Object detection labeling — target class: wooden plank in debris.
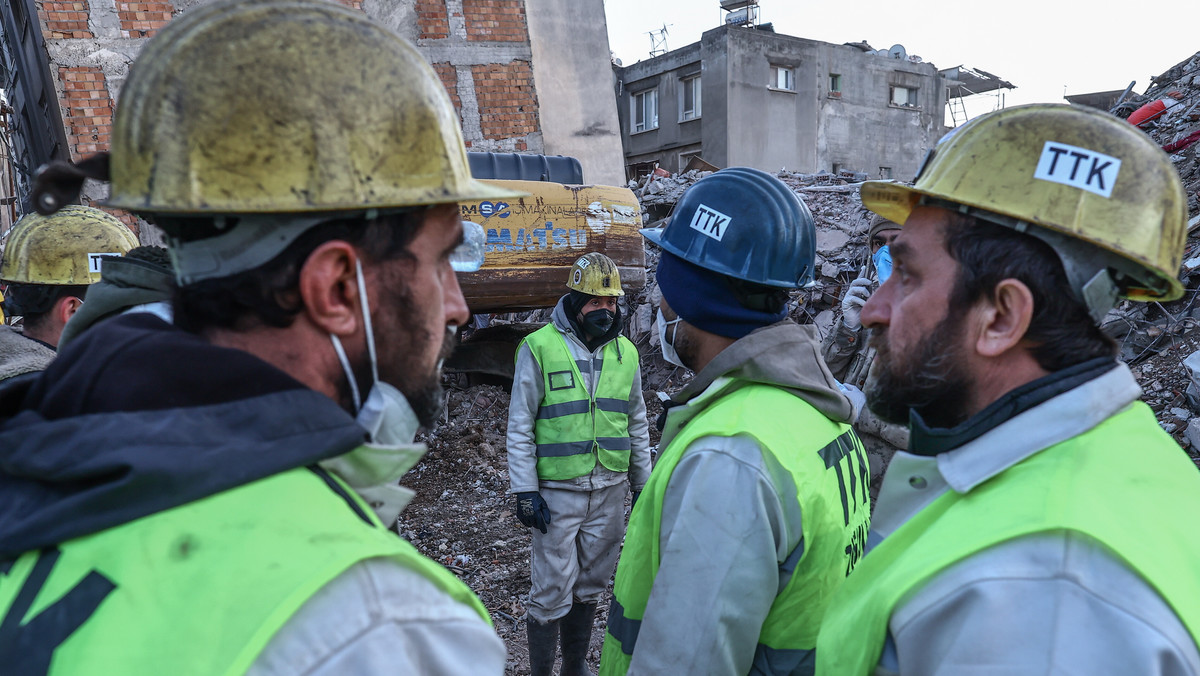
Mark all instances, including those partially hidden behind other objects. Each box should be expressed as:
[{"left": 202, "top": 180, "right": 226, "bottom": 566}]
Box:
[
  {"left": 798, "top": 183, "right": 865, "bottom": 193},
  {"left": 1189, "top": 213, "right": 1200, "bottom": 234}
]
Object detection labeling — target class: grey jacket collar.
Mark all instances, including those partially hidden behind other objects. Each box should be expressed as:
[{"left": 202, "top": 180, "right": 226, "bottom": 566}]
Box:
[{"left": 936, "top": 362, "right": 1142, "bottom": 494}]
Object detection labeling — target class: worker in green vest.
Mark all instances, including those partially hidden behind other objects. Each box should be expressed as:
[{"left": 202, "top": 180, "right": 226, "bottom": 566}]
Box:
[
  {"left": 507, "top": 251, "right": 651, "bottom": 676},
  {"left": 600, "top": 167, "right": 871, "bottom": 675},
  {"left": 0, "top": 1, "right": 523, "bottom": 673},
  {"left": 816, "top": 104, "right": 1200, "bottom": 674}
]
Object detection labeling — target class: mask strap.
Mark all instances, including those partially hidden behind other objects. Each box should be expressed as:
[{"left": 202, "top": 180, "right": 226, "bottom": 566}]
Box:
[
  {"left": 354, "top": 260, "right": 380, "bottom": 385},
  {"left": 330, "top": 333, "right": 362, "bottom": 413}
]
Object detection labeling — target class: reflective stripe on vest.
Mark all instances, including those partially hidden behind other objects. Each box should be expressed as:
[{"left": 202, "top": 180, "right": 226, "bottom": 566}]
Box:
[
  {"left": 520, "top": 324, "right": 638, "bottom": 481},
  {"left": 600, "top": 383, "right": 871, "bottom": 675},
  {"left": 0, "top": 465, "right": 489, "bottom": 676},
  {"left": 816, "top": 401, "right": 1200, "bottom": 675}
]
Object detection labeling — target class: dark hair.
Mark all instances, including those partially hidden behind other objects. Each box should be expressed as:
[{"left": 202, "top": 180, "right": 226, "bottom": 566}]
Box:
[
  {"left": 4, "top": 283, "right": 88, "bottom": 331},
  {"left": 942, "top": 214, "right": 1117, "bottom": 371},
  {"left": 172, "top": 211, "right": 423, "bottom": 332}
]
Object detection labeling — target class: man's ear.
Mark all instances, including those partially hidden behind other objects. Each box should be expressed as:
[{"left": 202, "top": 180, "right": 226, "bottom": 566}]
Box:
[
  {"left": 57, "top": 295, "right": 83, "bottom": 325},
  {"left": 298, "top": 241, "right": 362, "bottom": 337},
  {"left": 973, "top": 278, "right": 1035, "bottom": 358}
]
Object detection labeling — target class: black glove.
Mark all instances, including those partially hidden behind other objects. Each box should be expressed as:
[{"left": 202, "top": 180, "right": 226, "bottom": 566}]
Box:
[
  {"left": 631, "top": 490, "right": 642, "bottom": 510},
  {"left": 515, "top": 491, "right": 552, "bottom": 534}
]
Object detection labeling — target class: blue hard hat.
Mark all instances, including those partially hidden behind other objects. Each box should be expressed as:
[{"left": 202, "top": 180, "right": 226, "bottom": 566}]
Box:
[{"left": 641, "top": 167, "right": 815, "bottom": 288}]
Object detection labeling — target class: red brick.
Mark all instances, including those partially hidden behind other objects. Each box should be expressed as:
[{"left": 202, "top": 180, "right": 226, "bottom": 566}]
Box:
[
  {"left": 471, "top": 61, "right": 539, "bottom": 140},
  {"left": 463, "top": 0, "right": 527, "bottom": 42}
]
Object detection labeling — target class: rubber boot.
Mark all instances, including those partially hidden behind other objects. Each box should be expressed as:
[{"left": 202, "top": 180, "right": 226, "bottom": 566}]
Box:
[
  {"left": 527, "top": 617, "right": 559, "bottom": 676},
  {"left": 559, "top": 601, "right": 598, "bottom": 676}
]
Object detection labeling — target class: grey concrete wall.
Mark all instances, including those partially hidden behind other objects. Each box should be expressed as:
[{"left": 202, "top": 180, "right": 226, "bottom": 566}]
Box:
[
  {"left": 617, "top": 42, "right": 704, "bottom": 175},
  {"left": 721, "top": 27, "right": 818, "bottom": 173},
  {"left": 525, "top": 0, "right": 624, "bottom": 185},
  {"left": 815, "top": 43, "right": 945, "bottom": 180}
]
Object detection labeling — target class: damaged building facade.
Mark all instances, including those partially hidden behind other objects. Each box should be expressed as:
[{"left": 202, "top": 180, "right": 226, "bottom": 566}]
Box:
[
  {"left": 615, "top": 23, "right": 948, "bottom": 181},
  {"left": 0, "top": 0, "right": 625, "bottom": 234}
]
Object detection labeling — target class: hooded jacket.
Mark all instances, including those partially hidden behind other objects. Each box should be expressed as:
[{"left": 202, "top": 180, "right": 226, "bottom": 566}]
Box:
[
  {"left": 507, "top": 295, "right": 651, "bottom": 494},
  {"left": 57, "top": 255, "right": 175, "bottom": 350},
  {"left": 0, "top": 314, "right": 504, "bottom": 674},
  {"left": 615, "top": 320, "right": 858, "bottom": 675}
]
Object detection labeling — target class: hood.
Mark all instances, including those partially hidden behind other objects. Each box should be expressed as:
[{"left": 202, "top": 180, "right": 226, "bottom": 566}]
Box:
[
  {"left": 57, "top": 256, "right": 175, "bottom": 350},
  {"left": 0, "top": 325, "right": 56, "bottom": 383},
  {"left": 0, "top": 313, "right": 366, "bottom": 559},
  {"left": 672, "top": 320, "right": 854, "bottom": 425},
  {"left": 550, "top": 294, "right": 624, "bottom": 351}
]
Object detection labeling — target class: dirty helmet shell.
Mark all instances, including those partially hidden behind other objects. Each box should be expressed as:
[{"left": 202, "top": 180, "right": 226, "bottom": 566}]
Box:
[{"left": 566, "top": 252, "right": 624, "bottom": 297}]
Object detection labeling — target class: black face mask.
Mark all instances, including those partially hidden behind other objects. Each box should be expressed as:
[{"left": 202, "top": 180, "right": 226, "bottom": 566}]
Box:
[{"left": 581, "top": 308, "right": 615, "bottom": 337}]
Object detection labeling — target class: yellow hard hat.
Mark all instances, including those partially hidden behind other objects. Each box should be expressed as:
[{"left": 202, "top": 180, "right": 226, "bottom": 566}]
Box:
[
  {"left": 0, "top": 205, "right": 137, "bottom": 285},
  {"left": 105, "top": 0, "right": 521, "bottom": 216},
  {"left": 862, "top": 103, "right": 1187, "bottom": 303},
  {"left": 567, "top": 253, "right": 624, "bottom": 297}
]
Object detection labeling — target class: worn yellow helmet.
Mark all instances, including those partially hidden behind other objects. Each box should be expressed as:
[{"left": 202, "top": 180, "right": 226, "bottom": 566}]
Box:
[
  {"left": 862, "top": 104, "right": 1188, "bottom": 306},
  {"left": 567, "top": 253, "right": 624, "bottom": 297},
  {"left": 0, "top": 205, "right": 137, "bottom": 285},
  {"left": 106, "top": 0, "right": 519, "bottom": 216}
]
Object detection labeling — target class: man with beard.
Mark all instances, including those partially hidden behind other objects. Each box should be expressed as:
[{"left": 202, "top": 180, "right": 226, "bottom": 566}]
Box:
[
  {"left": 0, "top": 1, "right": 520, "bottom": 673},
  {"left": 600, "top": 168, "right": 870, "bottom": 676},
  {"left": 507, "top": 252, "right": 651, "bottom": 676},
  {"left": 816, "top": 104, "right": 1200, "bottom": 674}
]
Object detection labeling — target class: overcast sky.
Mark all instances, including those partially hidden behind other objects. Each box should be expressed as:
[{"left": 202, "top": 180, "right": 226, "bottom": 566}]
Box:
[{"left": 603, "top": 0, "right": 1200, "bottom": 122}]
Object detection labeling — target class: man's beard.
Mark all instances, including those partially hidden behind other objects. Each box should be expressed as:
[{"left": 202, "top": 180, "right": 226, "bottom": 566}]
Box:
[
  {"left": 404, "top": 330, "right": 455, "bottom": 429},
  {"left": 350, "top": 272, "right": 455, "bottom": 431},
  {"left": 865, "top": 311, "right": 973, "bottom": 429}
]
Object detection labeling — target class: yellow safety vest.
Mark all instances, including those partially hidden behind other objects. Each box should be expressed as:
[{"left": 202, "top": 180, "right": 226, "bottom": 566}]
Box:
[
  {"left": 520, "top": 324, "right": 638, "bottom": 480},
  {"left": 816, "top": 401, "right": 1200, "bottom": 675},
  {"left": 601, "top": 382, "right": 871, "bottom": 675},
  {"left": 0, "top": 465, "right": 488, "bottom": 675}
]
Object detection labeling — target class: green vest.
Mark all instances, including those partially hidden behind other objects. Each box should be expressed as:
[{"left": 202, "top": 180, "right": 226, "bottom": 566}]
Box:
[
  {"left": 816, "top": 402, "right": 1200, "bottom": 675},
  {"left": 520, "top": 324, "right": 638, "bottom": 480},
  {"left": 600, "top": 383, "right": 871, "bottom": 675},
  {"left": 0, "top": 465, "right": 489, "bottom": 676}
]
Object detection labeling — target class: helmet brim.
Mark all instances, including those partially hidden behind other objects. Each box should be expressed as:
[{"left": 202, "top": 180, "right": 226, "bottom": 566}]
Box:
[{"left": 859, "top": 180, "right": 923, "bottom": 227}]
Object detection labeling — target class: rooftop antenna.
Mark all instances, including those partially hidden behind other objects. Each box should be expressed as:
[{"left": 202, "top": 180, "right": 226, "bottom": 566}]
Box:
[{"left": 648, "top": 24, "right": 671, "bottom": 57}]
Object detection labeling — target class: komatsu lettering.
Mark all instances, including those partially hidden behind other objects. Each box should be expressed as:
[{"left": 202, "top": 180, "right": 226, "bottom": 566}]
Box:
[{"left": 485, "top": 224, "right": 588, "bottom": 253}]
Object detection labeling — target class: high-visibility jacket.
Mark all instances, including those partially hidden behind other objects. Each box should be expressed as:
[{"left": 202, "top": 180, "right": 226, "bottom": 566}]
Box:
[
  {"left": 601, "top": 382, "right": 871, "bottom": 675},
  {"left": 0, "top": 466, "right": 488, "bottom": 676},
  {"left": 520, "top": 324, "right": 638, "bottom": 481},
  {"left": 816, "top": 402, "right": 1200, "bottom": 675}
]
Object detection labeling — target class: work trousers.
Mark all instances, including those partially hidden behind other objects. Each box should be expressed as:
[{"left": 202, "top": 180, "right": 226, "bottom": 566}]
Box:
[{"left": 528, "top": 482, "right": 628, "bottom": 622}]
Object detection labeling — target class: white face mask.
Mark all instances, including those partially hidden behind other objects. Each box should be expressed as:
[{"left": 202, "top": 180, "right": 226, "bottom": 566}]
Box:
[
  {"left": 656, "top": 309, "right": 687, "bottom": 369},
  {"left": 329, "top": 259, "right": 420, "bottom": 447}
]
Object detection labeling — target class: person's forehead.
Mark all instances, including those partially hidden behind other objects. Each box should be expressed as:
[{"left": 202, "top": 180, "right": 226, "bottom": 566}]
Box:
[{"left": 889, "top": 208, "right": 948, "bottom": 259}]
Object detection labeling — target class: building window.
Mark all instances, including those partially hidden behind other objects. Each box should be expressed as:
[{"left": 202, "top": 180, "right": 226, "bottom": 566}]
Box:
[
  {"left": 890, "top": 85, "right": 918, "bottom": 107},
  {"left": 879, "top": 166, "right": 893, "bottom": 179},
  {"left": 632, "top": 89, "right": 659, "bottom": 133},
  {"left": 680, "top": 75, "right": 701, "bottom": 121},
  {"left": 770, "top": 65, "right": 794, "bottom": 91},
  {"left": 829, "top": 73, "right": 842, "bottom": 93}
]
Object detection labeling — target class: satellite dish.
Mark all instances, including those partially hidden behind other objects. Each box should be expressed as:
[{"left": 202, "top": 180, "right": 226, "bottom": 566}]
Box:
[
  {"left": 614, "top": 58, "right": 623, "bottom": 67},
  {"left": 888, "top": 44, "right": 907, "bottom": 59}
]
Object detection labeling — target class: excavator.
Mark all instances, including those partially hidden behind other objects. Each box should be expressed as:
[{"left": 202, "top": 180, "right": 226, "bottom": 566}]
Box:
[{"left": 448, "top": 153, "right": 646, "bottom": 380}]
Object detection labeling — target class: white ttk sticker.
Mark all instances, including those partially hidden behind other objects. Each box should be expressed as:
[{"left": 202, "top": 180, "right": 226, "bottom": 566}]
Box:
[
  {"left": 1033, "top": 141, "right": 1122, "bottom": 198},
  {"left": 688, "top": 204, "right": 732, "bottom": 242},
  {"left": 88, "top": 253, "right": 120, "bottom": 274}
]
